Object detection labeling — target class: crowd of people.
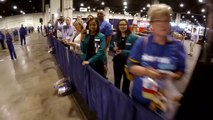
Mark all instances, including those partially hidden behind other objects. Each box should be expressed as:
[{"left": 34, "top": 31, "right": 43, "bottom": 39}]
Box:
[
  {"left": 0, "top": 3, "right": 199, "bottom": 116},
  {"left": 46, "top": 4, "right": 189, "bottom": 116},
  {"left": 0, "top": 25, "right": 31, "bottom": 60}
]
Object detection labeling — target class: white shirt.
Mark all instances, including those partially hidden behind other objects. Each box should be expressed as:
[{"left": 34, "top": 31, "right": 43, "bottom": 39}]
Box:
[
  {"left": 70, "top": 31, "right": 82, "bottom": 54},
  {"left": 191, "top": 31, "right": 199, "bottom": 42},
  {"left": 57, "top": 22, "right": 66, "bottom": 38}
]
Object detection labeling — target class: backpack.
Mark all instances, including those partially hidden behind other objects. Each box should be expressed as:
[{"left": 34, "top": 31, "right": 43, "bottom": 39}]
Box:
[{"left": 124, "top": 36, "right": 148, "bottom": 81}]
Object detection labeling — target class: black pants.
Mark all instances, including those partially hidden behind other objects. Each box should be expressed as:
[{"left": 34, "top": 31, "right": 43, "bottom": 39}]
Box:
[
  {"left": 0, "top": 40, "right": 6, "bottom": 49},
  {"left": 90, "top": 60, "right": 106, "bottom": 78},
  {"left": 20, "top": 36, "right": 26, "bottom": 45},
  {"left": 113, "top": 57, "right": 130, "bottom": 96}
]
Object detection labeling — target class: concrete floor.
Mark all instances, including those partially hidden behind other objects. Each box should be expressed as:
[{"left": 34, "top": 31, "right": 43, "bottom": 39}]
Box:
[
  {"left": 0, "top": 32, "right": 201, "bottom": 120},
  {"left": 0, "top": 33, "right": 83, "bottom": 120}
]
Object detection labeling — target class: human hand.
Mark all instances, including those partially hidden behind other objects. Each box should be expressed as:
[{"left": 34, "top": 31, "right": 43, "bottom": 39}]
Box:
[
  {"left": 68, "top": 42, "right": 76, "bottom": 46},
  {"left": 80, "top": 29, "right": 86, "bottom": 34},
  {"left": 115, "top": 50, "right": 122, "bottom": 56},
  {"left": 113, "top": 46, "right": 118, "bottom": 51},
  {"left": 145, "top": 68, "right": 164, "bottom": 80},
  {"left": 157, "top": 70, "right": 181, "bottom": 80},
  {"left": 63, "top": 39, "right": 68, "bottom": 44},
  {"left": 82, "top": 61, "right": 89, "bottom": 65}
]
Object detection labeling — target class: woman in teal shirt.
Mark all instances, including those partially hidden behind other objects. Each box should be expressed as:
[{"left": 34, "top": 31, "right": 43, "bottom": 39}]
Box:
[
  {"left": 109, "top": 19, "right": 138, "bottom": 95},
  {"left": 81, "top": 18, "right": 106, "bottom": 78}
]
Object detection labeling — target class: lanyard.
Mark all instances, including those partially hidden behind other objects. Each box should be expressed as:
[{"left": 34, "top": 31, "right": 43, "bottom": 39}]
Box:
[{"left": 72, "top": 32, "right": 79, "bottom": 42}]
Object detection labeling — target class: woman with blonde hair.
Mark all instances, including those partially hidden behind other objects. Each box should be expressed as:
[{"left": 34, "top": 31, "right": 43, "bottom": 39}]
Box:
[
  {"left": 127, "top": 4, "right": 186, "bottom": 114},
  {"left": 66, "top": 20, "right": 84, "bottom": 55}
]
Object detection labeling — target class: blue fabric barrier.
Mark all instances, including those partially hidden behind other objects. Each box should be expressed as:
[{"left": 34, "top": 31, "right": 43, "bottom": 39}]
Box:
[{"left": 51, "top": 37, "right": 164, "bottom": 120}]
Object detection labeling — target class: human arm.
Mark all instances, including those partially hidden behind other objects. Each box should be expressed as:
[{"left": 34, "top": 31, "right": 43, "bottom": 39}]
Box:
[{"left": 127, "top": 38, "right": 163, "bottom": 80}]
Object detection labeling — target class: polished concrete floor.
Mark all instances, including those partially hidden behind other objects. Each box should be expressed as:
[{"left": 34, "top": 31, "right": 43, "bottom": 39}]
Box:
[{"left": 0, "top": 33, "right": 84, "bottom": 120}]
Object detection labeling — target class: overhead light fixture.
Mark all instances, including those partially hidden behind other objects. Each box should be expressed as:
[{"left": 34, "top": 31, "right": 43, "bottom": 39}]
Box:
[
  {"left": 123, "top": 1, "right": 127, "bottom": 6},
  {"left": 182, "top": 16, "right": 185, "bottom": 18},
  {"left": 140, "top": 10, "right": 143, "bottom": 12},
  {"left": 124, "top": 6, "right": 127, "bottom": 9},
  {"left": 29, "top": 0, "right": 32, "bottom": 2},
  {"left": 87, "top": 6, "right": 90, "bottom": 9},
  {"left": 93, "top": 8, "right": 96, "bottom": 11},
  {"left": 13, "top": 5, "right": 17, "bottom": 9},
  {"left": 201, "top": 8, "right": 205, "bottom": 13},
  {"left": 168, "top": 7, "right": 171, "bottom": 10},
  {"left": 73, "top": 8, "right": 75, "bottom": 11},
  {"left": 191, "top": 15, "right": 194, "bottom": 18},
  {"left": 187, "top": 11, "right": 190, "bottom": 14},
  {"left": 20, "top": 10, "right": 23, "bottom": 13},
  {"left": 0, "top": 0, "right": 5, "bottom": 2},
  {"left": 198, "top": 0, "right": 203, "bottom": 3},
  {"left": 147, "top": 4, "right": 150, "bottom": 7},
  {"left": 143, "top": 7, "right": 146, "bottom": 10},
  {"left": 101, "top": 2, "right": 104, "bottom": 5},
  {"left": 80, "top": 3, "right": 84, "bottom": 7},
  {"left": 180, "top": 3, "right": 184, "bottom": 7},
  {"left": 203, "top": 15, "right": 206, "bottom": 18},
  {"left": 0, "top": 16, "right": 2, "bottom": 18},
  {"left": 22, "top": 12, "right": 25, "bottom": 15}
]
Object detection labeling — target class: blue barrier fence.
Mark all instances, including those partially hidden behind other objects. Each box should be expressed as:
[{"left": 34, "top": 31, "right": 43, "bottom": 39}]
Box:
[{"left": 50, "top": 36, "right": 164, "bottom": 120}]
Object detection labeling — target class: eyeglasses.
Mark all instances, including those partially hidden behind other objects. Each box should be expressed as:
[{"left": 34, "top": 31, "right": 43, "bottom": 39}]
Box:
[
  {"left": 119, "top": 24, "right": 127, "bottom": 26},
  {"left": 150, "top": 20, "right": 170, "bottom": 23}
]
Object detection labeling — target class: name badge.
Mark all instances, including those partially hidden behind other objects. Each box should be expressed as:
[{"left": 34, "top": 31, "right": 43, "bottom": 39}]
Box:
[
  {"left": 126, "top": 43, "right": 131, "bottom": 45},
  {"left": 95, "top": 39, "right": 100, "bottom": 42}
]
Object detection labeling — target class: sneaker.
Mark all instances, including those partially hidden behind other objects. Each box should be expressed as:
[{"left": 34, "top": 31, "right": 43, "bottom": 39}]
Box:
[
  {"left": 48, "top": 50, "right": 52, "bottom": 53},
  {"left": 54, "top": 78, "right": 66, "bottom": 89},
  {"left": 57, "top": 84, "right": 75, "bottom": 96}
]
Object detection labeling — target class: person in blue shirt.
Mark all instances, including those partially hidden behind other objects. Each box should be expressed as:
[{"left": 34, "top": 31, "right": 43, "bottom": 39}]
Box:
[
  {"left": 109, "top": 19, "right": 139, "bottom": 95},
  {"left": 0, "top": 31, "right": 6, "bottom": 49},
  {"left": 62, "top": 17, "right": 75, "bottom": 43},
  {"left": 81, "top": 18, "right": 106, "bottom": 78},
  {"left": 19, "top": 24, "right": 27, "bottom": 46},
  {"left": 37, "top": 26, "right": 40, "bottom": 33},
  {"left": 5, "top": 30, "right": 17, "bottom": 60},
  {"left": 97, "top": 10, "right": 113, "bottom": 78},
  {"left": 97, "top": 10, "right": 113, "bottom": 49},
  {"left": 127, "top": 4, "right": 186, "bottom": 111}
]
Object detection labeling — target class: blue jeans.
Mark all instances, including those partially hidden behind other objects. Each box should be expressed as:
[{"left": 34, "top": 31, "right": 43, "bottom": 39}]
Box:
[{"left": 8, "top": 44, "right": 17, "bottom": 59}]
